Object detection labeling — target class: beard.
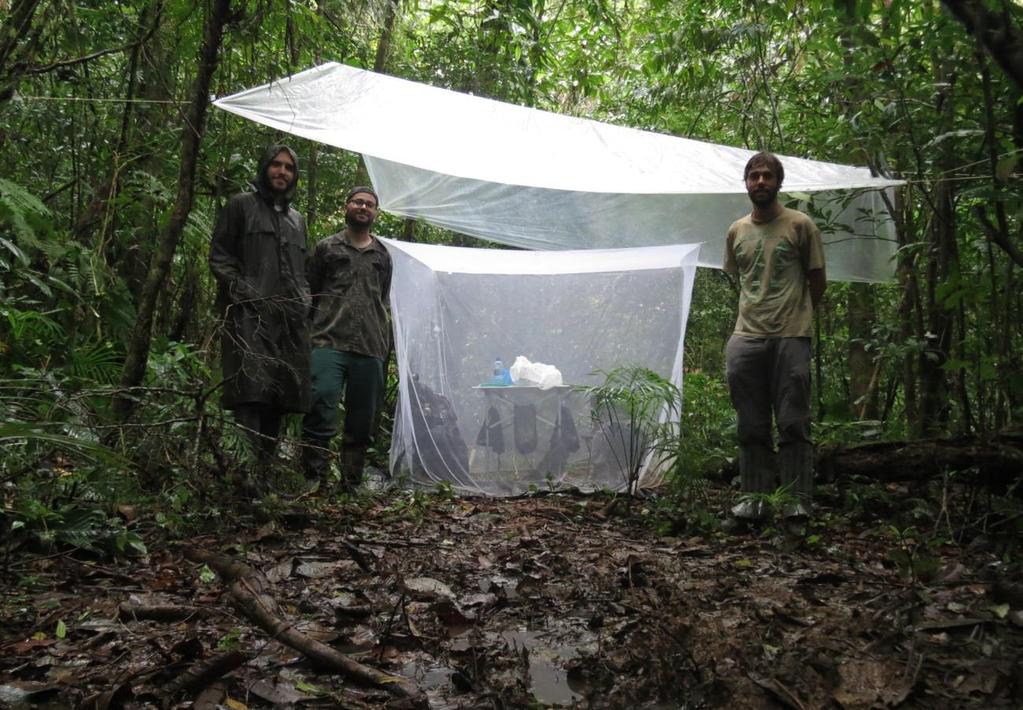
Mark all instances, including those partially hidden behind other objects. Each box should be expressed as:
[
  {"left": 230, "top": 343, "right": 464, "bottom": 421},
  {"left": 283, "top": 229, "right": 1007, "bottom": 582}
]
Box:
[
  {"left": 748, "top": 185, "right": 777, "bottom": 207},
  {"left": 344, "top": 211, "right": 373, "bottom": 229},
  {"left": 265, "top": 171, "right": 294, "bottom": 198},
  {"left": 748, "top": 185, "right": 780, "bottom": 207}
]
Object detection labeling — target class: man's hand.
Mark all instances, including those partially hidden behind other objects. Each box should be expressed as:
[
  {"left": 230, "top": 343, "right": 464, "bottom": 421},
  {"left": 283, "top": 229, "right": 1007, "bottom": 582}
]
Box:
[
  {"left": 808, "top": 269, "right": 826, "bottom": 307},
  {"left": 229, "top": 279, "right": 261, "bottom": 305}
]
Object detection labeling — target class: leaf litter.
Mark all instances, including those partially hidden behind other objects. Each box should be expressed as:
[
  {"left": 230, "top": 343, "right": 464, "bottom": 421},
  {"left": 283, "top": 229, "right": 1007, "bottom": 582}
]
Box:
[{"left": 2, "top": 485, "right": 1023, "bottom": 708}]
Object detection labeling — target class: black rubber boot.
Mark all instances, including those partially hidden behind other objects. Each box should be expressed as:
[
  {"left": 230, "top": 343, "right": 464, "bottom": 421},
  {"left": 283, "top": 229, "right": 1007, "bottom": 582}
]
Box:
[
  {"left": 301, "top": 438, "right": 333, "bottom": 491},
  {"left": 338, "top": 445, "right": 367, "bottom": 494},
  {"left": 241, "top": 463, "right": 269, "bottom": 499}
]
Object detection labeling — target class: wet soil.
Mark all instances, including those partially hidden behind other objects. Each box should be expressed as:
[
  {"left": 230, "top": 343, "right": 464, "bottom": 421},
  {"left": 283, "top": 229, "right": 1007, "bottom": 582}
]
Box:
[{"left": 2, "top": 482, "right": 1023, "bottom": 708}]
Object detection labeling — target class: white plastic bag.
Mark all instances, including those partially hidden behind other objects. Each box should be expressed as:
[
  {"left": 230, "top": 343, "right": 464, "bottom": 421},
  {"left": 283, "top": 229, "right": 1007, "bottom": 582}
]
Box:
[{"left": 509, "top": 356, "right": 564, "bottom": 390}]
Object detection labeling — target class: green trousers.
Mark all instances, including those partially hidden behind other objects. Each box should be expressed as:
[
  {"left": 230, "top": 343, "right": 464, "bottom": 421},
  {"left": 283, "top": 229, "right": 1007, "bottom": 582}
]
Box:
[{"left": 302, "top": 348, "right": 385, "bottom": 448}]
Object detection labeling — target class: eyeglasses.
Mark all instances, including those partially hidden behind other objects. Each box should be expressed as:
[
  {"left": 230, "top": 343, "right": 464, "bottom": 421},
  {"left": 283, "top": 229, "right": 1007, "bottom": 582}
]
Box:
[{"left": 348, "top": 199, "right": 377, "bottom": 209}]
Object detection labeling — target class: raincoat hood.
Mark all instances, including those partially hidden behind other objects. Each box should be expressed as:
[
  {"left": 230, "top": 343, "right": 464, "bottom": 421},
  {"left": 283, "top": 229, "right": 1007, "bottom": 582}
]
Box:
[{"left": 255, "top": 144, "right": 300, "bottom": 206}]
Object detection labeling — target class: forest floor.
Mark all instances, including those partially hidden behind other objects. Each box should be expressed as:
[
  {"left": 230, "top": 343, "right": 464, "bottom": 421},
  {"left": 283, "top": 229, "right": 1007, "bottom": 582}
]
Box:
[{"left": 2, "top": 477, "right": 1023, "bottom": 709}]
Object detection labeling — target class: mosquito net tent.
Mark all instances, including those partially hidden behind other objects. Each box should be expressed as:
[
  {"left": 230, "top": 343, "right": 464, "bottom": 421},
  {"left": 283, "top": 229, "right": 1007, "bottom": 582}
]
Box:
[{"left": 384, "top": 239, "right": 700, "bottom": 494}]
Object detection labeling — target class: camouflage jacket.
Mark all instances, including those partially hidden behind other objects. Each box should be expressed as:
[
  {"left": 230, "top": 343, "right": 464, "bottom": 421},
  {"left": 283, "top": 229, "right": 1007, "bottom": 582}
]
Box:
[{"left": 308, "top": 232, "right": 392, "bottom": 360}]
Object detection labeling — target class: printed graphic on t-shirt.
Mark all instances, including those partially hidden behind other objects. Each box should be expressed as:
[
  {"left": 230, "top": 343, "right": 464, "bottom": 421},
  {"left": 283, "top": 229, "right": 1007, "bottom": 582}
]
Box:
[{"left": 739, "top": 238, "right": 766, "bottom": 298}]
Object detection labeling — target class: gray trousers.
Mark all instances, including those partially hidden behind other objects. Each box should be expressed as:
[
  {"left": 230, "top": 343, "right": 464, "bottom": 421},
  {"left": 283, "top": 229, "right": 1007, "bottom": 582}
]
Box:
[
  {"left": 725, "top": 335, "right": 811, "bottom": 448},
  {"left": 725, "top": 335, "right": 814, "bottom": 503}
]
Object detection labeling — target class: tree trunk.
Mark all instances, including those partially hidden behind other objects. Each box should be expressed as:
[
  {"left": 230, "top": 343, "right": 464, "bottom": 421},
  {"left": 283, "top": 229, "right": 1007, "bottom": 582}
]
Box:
[
  {"left": 895, "top": 186, "right": 922, "bottom": 436},
  {"left": 402, "top": 216, "right": 416, "bottom": 242},
  {"left": 942, "top": 0, "right": 1023, "bottom": 89},
  {"left": 0, "top": 0, "right": 48, "bottom": 103},
  {"left": 166, "top": 259, "right": 199, "bottom": 344},
  {"left": 848, "top": 283, "right": 878, "bottom": 419},
  {"left": 74, "top": 2, "right": 168, "bottom": 303},
  {"left": 919, "top": 53, "right": 959, "bottom": 436},
  {"left": 374, "top": 0, "right": 399, "bottom": 74},
  {"left": 836, "top": 0, "right": 878, "bottom": 421},
  {"left": 353, "top": 0, "right": 401, "bottom": 186},
  {"left": 919, "top": 181, "right": 956, "bottom": 436},
  {"left": 114, "top": 0, "right": 233, "bottom": 419},
  {"left": 305, "top": 4, "right": 325, "bottom": 233}
]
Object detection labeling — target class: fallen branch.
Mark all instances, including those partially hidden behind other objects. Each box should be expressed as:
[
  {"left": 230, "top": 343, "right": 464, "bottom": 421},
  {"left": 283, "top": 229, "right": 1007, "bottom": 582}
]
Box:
[
  {"left": 183, "top": 547, "right": 425, "bottom": 704},
  {"left": 164, "top": 649, "right": 253, "bottom": 698},
  {"left": 817, "top": 435, "right": 1023, "bottom": 486},
  {"left": 345, "top": 536, "right": 435, "bottom": 548}
]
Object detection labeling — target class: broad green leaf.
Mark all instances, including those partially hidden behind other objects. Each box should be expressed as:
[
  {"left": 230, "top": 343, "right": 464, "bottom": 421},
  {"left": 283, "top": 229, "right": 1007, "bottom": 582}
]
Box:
[
  {"left": 199, "top": 565, "right": 216, "bottom": 584},
  {"left": 295, "top": 680, "right": 326, "bottom": 695},
  {"left": 991, "top": 603, "right": 1010, "bottom": 620},
  {"left": 0, "top": 237, "right": 28, "bottom": 266}
]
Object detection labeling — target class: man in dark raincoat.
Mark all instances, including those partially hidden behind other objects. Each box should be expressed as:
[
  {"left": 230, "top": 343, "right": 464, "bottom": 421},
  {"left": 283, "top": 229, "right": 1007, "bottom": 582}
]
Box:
[{"left": 209, "top": 145, "right": 311, "bottom": 494}]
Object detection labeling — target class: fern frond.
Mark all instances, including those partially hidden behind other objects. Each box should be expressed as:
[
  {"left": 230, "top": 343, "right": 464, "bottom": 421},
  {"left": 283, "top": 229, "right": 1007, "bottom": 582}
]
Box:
[{"left": 0, "top": 177, "right": 51, "bottom": 250}]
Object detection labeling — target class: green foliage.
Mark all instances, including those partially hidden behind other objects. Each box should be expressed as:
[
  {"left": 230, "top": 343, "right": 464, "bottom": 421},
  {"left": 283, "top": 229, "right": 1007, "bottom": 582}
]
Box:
[
  {"left": 3, "top": 492, "right": 147, "bottom": 559},
  {"left": 583, "top": 366, "right": 683, "bottom": 496},
  {"left": 68, "top": 341, "right": 122, "bottom": 384},
  {"left": 649, "top": 494, "right": 720, "bottom": 537},
  {"left": 669, "top": 371, "right": 734, "bottom": 492},
  {"left": 433, "top": 480, "right": 456, "bottom": 500},
  {"left": 382, "top": 488, "right": 435, "bottom": 520},
  {"left": 216, "top": 627, "right": 242, "bottom": 651},
  {"left": 0, "top": 177, "right": 51, "bottom": 252},
  {"left": 735, "top": 484, "right": 800, "bottom": 518},
  {"left": 1, "top": 308, "right": 65, "bottom": 364},
  {"left": 884, "top": 524, "right": 942, "bottom": 585},
  {"left": 198, "top": 564, "right": 217, "bottom": 585},
  {"left": 0, "top": 419, "right": 127, "bottom": 467}
]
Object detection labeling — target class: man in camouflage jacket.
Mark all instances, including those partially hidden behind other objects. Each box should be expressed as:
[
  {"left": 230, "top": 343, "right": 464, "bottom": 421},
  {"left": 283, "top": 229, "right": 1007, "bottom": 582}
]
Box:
[{"left": 301, "top": 186, "right": 392, "bottom": 492}]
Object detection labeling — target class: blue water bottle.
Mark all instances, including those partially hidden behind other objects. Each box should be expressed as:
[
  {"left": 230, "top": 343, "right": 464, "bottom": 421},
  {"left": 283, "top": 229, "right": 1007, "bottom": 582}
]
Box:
[{"left": 493, "top": 358, "right": 504, "bottom": 385}]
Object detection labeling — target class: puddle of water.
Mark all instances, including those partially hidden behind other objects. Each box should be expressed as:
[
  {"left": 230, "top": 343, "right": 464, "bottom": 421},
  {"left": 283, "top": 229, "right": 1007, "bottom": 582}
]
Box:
[
  {"left": 401, "top": 661, "right": 455, "bottom": 690},
  {"left": 502, "top": 629, "right": 582, "bottom": 706},
  {"left": 400, "top": 662, "right": 464, "bottom": 710}
]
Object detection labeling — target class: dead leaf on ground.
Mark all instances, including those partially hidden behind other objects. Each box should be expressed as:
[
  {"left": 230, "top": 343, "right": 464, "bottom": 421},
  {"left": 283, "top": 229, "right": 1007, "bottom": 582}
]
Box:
[
  {"left": 834, "top": 658, "right": 914, "bottom": 707},
  {"left": 403, "top": 577, "right": 455, "bottom": 601}
]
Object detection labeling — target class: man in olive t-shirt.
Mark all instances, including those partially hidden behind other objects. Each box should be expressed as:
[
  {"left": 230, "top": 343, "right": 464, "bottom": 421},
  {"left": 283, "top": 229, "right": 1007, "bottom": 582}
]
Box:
[{"left": 724, "top": 152, "right": 826, "bottom": 527}]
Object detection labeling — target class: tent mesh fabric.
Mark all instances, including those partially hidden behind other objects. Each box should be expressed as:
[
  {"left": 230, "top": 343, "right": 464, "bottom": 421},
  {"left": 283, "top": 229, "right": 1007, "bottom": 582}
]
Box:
[{"left": 385, "top": 239, "right": 700, "bottom": 495}]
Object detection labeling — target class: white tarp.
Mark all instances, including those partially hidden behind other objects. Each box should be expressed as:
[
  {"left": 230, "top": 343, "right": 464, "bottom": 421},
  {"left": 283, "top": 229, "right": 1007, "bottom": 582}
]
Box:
[
  {"left": 215, "top": 62, "right": 903, "bottom": 281},
  {"left": 383, "top": 238, "right": 701, "bottom": 494}
]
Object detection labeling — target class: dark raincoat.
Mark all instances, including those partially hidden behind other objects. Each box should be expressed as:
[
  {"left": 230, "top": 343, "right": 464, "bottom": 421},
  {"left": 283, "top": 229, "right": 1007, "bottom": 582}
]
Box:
[{"left": 209, "top": 145, "right": 311, "bottom": 412}]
